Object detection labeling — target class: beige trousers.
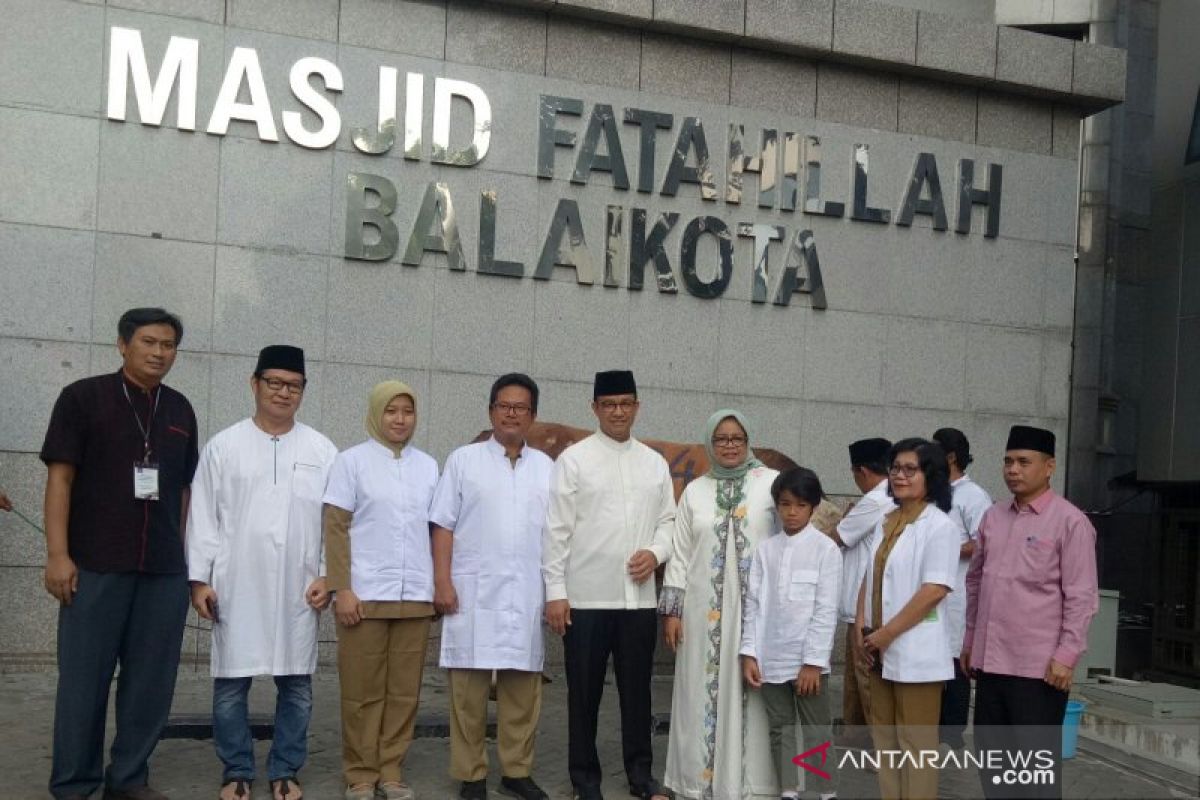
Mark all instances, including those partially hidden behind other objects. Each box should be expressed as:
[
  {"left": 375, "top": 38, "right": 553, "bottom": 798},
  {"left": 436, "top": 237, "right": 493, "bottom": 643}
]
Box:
[
  {"left": 842, "top": 622, "right": 874, "bottom": 729},
  {"left": 868, "top": 673, "right": 943, "bottom": 800},
  {"left": 448, "top": 668, "right": 543, "bottom": 781},
  {"left": 337, "top": 616, "right": 432, "bottom": 787}
]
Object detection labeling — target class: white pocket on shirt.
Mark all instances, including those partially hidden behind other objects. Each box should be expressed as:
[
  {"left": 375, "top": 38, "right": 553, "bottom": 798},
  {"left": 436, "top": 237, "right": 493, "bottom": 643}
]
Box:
[{"left": 788, "top": 569, "right": 820, "bottom": 603}]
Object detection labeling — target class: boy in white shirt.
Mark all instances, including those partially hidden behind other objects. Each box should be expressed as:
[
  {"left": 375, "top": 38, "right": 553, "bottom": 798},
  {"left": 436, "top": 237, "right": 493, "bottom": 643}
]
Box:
[{"left": 741, "top": 468, "right": 842, "bottom": 800}]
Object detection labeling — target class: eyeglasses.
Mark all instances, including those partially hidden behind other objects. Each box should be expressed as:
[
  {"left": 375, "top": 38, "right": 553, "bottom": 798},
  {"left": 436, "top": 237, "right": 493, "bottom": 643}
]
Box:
[
  {"left": 492, "top": 402, "right": 532, "bottom": 416},
  {"left": 597, "top": 399, "right": 637, "bottom": 412},
  {"left": 888, "top": 463, "right": 920, "bottom": 477},
  {"left": 259, "top": 377, "right": 306, "bottom": 395},
  {"left": 712, "top": 435, "right": 748, "bottom": 447}
]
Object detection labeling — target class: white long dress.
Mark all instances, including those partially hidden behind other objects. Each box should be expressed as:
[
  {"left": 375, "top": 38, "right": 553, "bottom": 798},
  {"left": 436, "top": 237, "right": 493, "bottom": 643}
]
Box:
[{"left": 662, "top": 466, "right": 780, "bottom": 800}]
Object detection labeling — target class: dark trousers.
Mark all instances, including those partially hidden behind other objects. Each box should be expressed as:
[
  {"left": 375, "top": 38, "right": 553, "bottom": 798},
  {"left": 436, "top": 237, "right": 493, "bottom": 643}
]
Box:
[
  {"left": 973, "top": 672, "right": 1069, "bottom": 800},
  {"left": 50, "top": 570, "right": 189, "bottom": 799},
  {"left": 939, "top": 657, "right": 971, "bottom": 747},
  {"left": 562, "top": 608, "right": 657, "bottom": 792}
]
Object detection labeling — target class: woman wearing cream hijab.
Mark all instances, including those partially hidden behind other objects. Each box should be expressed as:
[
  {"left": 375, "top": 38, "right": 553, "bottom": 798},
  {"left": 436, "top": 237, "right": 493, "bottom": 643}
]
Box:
[{"left": 323, "top": 382, "right": 441, "bottom": 800}]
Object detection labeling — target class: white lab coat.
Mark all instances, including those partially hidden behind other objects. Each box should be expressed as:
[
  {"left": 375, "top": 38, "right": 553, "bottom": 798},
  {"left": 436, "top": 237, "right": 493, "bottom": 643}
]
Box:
[
  {"left": 740, "top": 524, "right": 843, "bottom": 683},
  {"left": 862, "top": 505, "right": 959, "bottom": 683},
  {"left": 322, "top": 439, "right": 439, "bottom": 602},
  {"left": 945, "top": 475, "right": 994, "bottom": 654},
  {"left": 187, "top": 419, "right": 338, "bottom": 678},
  {"left": 429, "top": 437, "right": 553, "bottom": 671}
]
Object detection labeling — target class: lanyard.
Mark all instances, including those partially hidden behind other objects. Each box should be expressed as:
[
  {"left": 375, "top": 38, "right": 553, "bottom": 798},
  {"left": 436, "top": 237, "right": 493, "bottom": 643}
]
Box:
[{"left": 122, "top": 382, "right": 161, "bottom": 462}]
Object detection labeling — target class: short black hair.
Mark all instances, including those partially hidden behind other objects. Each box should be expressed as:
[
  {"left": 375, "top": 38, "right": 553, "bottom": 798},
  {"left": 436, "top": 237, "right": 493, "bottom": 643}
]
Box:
[
  {"left": 932, "top": 427, "right": 973, "bottom": 470},
  {"left": 887, "top": 437, "right": 953, "bottom": 513},
  {"left": 118, "top": 307, "right": 183, "bottom": 346},
  {"left": 489, "top": 372, "right": 539, "bottom": 413},
  {"left": 771, "top": 467, "right": 824, "bottom": 507}
]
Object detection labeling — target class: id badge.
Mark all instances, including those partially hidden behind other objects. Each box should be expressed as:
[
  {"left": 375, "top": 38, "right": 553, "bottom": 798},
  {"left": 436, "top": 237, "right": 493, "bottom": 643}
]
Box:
[{"left": 133, "top": 462, "right": 160, "bottom": 500}]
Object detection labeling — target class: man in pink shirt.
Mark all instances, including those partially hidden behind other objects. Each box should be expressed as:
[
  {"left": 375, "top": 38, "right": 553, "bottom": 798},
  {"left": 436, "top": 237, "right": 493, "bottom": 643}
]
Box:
[{"left": 962, "top": 425, "right": 1098, "bottom": 799}]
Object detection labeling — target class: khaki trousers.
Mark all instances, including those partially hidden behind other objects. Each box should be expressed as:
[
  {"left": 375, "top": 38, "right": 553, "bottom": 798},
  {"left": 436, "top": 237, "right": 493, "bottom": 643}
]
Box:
[
  {"left": 842, "top": 623, "right": 873, "bottom": 729},
  {"left": 337, "top": 616, "right": 432, "bottom": 786},
  {"left": 868, "top": 673, "right": 942, "bottom": 800},
  {"left": 449, "top": 668, "right": 543, "bottom": 781}
]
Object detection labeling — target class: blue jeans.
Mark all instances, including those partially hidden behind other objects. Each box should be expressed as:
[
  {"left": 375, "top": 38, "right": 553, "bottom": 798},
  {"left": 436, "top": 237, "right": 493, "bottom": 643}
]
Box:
[{"left": 213, "top": 675, "right": 313, "bottom": 782}]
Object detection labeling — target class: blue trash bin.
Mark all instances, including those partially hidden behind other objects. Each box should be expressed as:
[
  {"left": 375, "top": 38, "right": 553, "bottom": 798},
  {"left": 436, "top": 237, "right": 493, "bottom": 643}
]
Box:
[{"left": 1062, "top": 700, "right": 1086, "bottom": 759}]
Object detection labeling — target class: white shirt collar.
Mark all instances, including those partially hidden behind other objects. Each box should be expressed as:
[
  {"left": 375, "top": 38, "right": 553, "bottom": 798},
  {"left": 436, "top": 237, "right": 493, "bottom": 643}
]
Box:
[
  {"left": 485, "top": 435, "right": 525, "bottom": 460},
  {"left": 594, "top": 429, "right": 635, "bottom": 451}
]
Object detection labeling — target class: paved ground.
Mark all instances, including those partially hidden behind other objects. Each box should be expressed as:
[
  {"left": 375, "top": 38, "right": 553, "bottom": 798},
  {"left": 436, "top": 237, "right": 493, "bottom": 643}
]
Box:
[{"left": 1, "top": 670, "right": 1194, "bottom": 800}]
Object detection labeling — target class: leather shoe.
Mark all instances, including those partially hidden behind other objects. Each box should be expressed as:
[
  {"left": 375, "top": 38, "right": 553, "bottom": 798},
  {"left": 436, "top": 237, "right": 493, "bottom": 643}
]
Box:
[
  {"left": 102, "top": 786, "right": 168, "bottom": 800},
  {"left": 498, "top": 776, "right": 548, "bottom": 800},
  {"left": 460, "top": 779, "right": 487, "bottom": 800}
]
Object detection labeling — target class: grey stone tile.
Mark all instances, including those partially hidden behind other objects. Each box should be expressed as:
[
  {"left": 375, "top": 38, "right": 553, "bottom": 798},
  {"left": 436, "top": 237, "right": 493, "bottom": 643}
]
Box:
[
  {"left": 915, "top": 10, "right": 996, "bottom": 79},
  {"left": 1073, "top": 41, "right": 1126, "bottom": 101},
  {"left": 730, "top": 48, "right": 817, "bottom": 119},
  {"left": 640, "top": 34, "right": 732, "bottom": 105},
  {"left": 0, "top": 0, "right": 103, "bottom": 115},
  {"left": 798, "top": 401, "right": 885, "bottom": 495},
  {"left": 227, "top": 0, "right": 339, "bottom": 41},
  {"left": 995, "top": 26, "right": 1074, "bottom": 94},
  {"left": 0, "top": 223, "right": 94, "bottom": 343},
  {"left": 0, "top": 568, "right": 58, "bottom": 658},
  {"left": 0, "top": 337, "right": 91, "bottom": 452},
  {"left": 322, "top": 362, "right": 432, "bottom": 452},
  {"left": 883, "top": 317, "right": 967, "bottom": 411},
  {"left": 532, "top": 279, "right": 629, "bottom": 383},
  {"left": 883, "top": 405, "right": 969, "bottom": 449},
  {"left": 426, "top": 370, "right": 503, "bottom": 464},
  {"left": 976, "top": 91, "right": 1053, "bottom": 155},
  {"left": 898, "top": 79, "right": 977, "bottom": 143},
  {"left": 815, "top": 64, "right": 897, "bottom": 131},
  {"left": 954, "top": 236, "right": 1059, "bottom": 330},
  {"left": 1174, "top": 317, "right": 1200, "bottom": 475},
  {"left": 555, "top": 0, "right": 652, "bottom": 20},
  {"left": 833, "top": 0, "right": 917, "bottom": 64},
  {"left": 997, "top": 153, "right": 1078, "bottom": 245},
  {"left": 92, "top": 234, "right": 217, "bottom": 351},
  {"left": 803, "top": 310, "right": 887, "bottom": 403},
  {"left": 0, "top": 108, "right": 98, "bottom": 230},
  {"left": 107, "top": 0, "right": 225, "bottom": 23},
  {"left": 430, "top": 268, "right": 536, "bottom": 376},
  {"left": 964, "top": 324, "right": 1044, "bottom": 415},
  {"left": 530, "top": 377, "right": 598, "bottom": 432},
  {"left": 0, "top": 453, "right": 51, "bottom": 566},
  {"left": 654, "top": 0, "right": 744, "bottom": 37},
  {"left": 626, "top": 288, "right": 717, "bottom": 392},
  {"left": 445, "top": 1, "right": 547, "bottom": 76},
  {"left": 545, "top": 16, "right": 641, "bottom": 91},
  {"left": 211, "top": 246, "right": 328, "bottom": 359},
  {"left": 216, "top": 136, "right": 333, "bottom": 254},
  {"left": 1052, "top": 104, "right": 1082, "bottom": 159},
  {"left": 97, "top": 122, "right": 220, "bottom": 242},
  {"left": 745, "top": 0, "right": 833, "bottom": 52},
  {"left": 629, "top": 386, "right": 719, "bottom": 445},
  {"left": 715, "top": 299, "right": 808, "bottom": 400},
  {"left": 339, "top": 0, "right": 446, "bottom": 59},
  {"left": 325, "top": 257, "right": 436, "bottom": 370},
  {"left": 1041, "top": 332, "right": 1072, "bottom": 419}
]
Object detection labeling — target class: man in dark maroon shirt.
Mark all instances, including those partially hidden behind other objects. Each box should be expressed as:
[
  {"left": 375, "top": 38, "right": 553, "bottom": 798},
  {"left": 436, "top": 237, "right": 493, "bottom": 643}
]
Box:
[{"left": 41, "top": 308, "right": 199, "bottom": 800}]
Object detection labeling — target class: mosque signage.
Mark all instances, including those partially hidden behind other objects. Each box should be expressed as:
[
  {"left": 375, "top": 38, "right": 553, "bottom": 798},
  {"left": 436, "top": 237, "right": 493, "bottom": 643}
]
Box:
[{"left": 105, "top": 25, "right": 1005, "bottom": 310}]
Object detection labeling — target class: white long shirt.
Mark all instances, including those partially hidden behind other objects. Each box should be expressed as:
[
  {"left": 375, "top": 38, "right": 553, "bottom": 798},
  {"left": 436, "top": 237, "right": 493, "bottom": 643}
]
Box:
[
  {"left": 836, "top": 479, "right": 896, "bottom": 622},
  {"left": 740, "top": 524, "right": 842, "bottom": 683},
  {"left": 322, "top": 439, "right": 439, "bottom": 602},
  {"left": 187, "top": 419, "right": 337, "bottom": 678},
  {"left": 430, "top": 438, "right": 553, "bottom": 671},
  {"left": 945, "top": 474, "right": 994, "bottom": 654},
  {"left": 542, "top": 431, "right": 675, "bottom": 609},
  {"left": 863, "top": 505, "right": 960, "bottom": 682}
]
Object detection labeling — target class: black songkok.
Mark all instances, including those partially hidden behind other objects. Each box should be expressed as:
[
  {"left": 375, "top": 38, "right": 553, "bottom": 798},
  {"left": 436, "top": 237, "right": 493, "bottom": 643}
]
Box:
[
  {"left": 255, "top": 345, "right": 306, "bottom": 376},
  {"left": 1006, "top": 425, "right": 1055, "bottom": 456},
  {"left": 593, "top": 370, "right": 637, "bottom": 399}
]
